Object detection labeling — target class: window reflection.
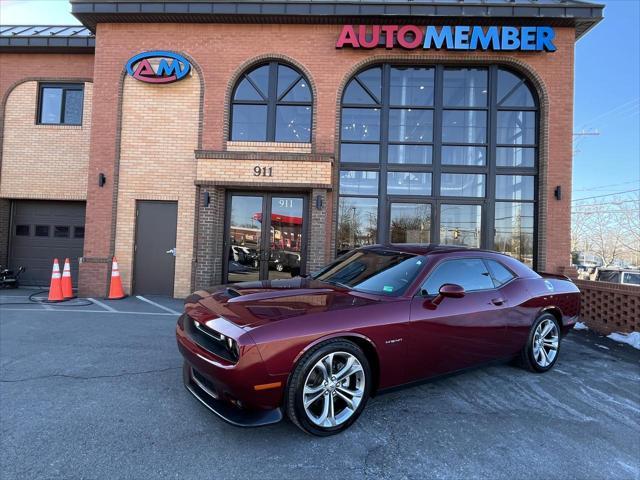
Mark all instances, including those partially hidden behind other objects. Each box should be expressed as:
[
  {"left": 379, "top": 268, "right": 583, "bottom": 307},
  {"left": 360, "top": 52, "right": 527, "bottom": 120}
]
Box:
[
  {"left": 442, "top": 110, "right": 487, "bottom": 144},
  {"left": 497, "top": 111, "right": 535, "bottom": 145},
  {"left": 497, "top": 69, "right": 535, "bottom": 107},
  {"left": 496, "top": 175, "right": 534, "bottom": 200},
  {"left": 339, "top": 171, "right": 379, "bottom": 195},
  {"left": 494, "top": 202, "right": 534, "bottom": 266},
  {"left": 496, "top": 147, "right": 535, "bottom": 167},
  {"left": 390, "top": 67, "right": 435, "bottom": 106},
  {"left": 389, "top": 109, "right": 433, "bottom": 143},
  {"left": 443, "top": 68, "right": 488, "bottom": 107},
  {"left": 440, "top": 204, "right": 482, "bottom": 247},
  {"left": 231, "top": 105, "right": 267, "bottom": 141},
  {"left": 337, "top": 197, "right": 378, "bottom": 253},
  {"left": 390, "top": 203, "right": 431, "bottom": 244},
  {"left": 340, "top": 143, "right": 380, "bottom": 163},
  {"left": 275, "top": 106, "right": 311, "bottom": 142},
  {"left": 341, "top": 108, "right": 381, "bottom": 141},
  {"left": 441, "top": 174, "right": 485, "bottom": 197},
  {"left": 387, "top": 172, "right": 431, "bottom": 196},
  {"left": 388, "top": 145, "right": 432, "bottom": 164},
  {"left": 442, "top": 146, "right": 486, "bottom": 166}
]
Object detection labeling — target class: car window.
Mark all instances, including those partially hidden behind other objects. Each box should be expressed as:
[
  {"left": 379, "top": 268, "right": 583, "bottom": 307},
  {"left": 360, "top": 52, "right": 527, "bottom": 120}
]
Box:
[
  {"left": 623, "top": 272, "right": 640, "bottom": 285},
  {"left": 486, "top": 259, "right": 515, "bottom": 286},
  {"left": 313, "top": 250, "right": 426, "bottom": 296},
  {"left": 422, "top": 258, "right": 494, "bottom": 295}
]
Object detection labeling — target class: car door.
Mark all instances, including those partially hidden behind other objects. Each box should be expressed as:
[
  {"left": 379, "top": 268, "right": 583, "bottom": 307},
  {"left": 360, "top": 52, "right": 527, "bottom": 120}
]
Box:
[{"left": 408, "top": 257, "right": 513, "bottom": 380}]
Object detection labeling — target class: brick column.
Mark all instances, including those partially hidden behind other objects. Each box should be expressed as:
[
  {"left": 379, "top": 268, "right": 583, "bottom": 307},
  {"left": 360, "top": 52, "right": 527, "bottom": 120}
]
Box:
[
  {"left": 307, "top": 188, "right": 328, "bottom": 273},
  {"left": 194, "top": 186, "right": 226, "bottom": 289}
]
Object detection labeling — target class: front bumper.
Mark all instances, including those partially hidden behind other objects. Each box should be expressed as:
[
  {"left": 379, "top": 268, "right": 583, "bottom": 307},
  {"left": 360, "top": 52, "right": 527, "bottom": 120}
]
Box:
[
  {"left": 183, "top": 363, "right": 283, "bottom": 427},
  {"left": 176, "top": 313, "right": 284, "bottom": 427}
]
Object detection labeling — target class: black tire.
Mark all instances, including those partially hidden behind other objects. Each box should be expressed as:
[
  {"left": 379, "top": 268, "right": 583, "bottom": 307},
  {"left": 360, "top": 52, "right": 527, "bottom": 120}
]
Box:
[
  {"left": 519, "top": 313, "right": 562, "bottom": 373},
  {"left": 285, "top": 339, "right": 371, "bottom": 436}
]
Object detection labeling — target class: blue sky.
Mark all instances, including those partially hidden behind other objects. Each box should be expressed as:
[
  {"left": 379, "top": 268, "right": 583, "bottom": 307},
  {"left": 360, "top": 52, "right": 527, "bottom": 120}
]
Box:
[{"left": 1, "top": 0, "right": 638, "bottom": 198}]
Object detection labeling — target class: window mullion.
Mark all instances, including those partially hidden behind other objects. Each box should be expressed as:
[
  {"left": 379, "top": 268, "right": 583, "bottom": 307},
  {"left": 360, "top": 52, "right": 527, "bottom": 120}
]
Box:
[
  {"left": 60, "top": 88, "right": 66, "bottom": 124},
  {"left": 266, "top": 62, "right": 278, "bottom": 141},
  {"left": 378, "top": 64, "right": 391, "bottom": 244},
  {"left": 486, "top": 65, "right": 498, "bottom": 251},
  {"left": 432, "top": 65, "right": 444, "bottom": 244}
]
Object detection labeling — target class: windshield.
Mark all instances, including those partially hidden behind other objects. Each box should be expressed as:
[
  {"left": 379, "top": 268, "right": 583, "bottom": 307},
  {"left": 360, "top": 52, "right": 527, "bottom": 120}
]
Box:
[{"left": 313, "top": 250, "right": 425, "bottom": 296}]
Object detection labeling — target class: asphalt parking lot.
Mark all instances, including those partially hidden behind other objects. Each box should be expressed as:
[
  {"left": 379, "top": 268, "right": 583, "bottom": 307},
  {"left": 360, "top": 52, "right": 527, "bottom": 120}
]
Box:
[{"left": 1, "top": 288, "right": 639, "bottom": 480}]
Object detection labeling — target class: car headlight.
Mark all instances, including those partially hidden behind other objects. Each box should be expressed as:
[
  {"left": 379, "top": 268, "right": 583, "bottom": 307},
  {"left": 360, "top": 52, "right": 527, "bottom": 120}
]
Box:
[{"left": 193, "top": 319, "right": 240, "bottom": 362}]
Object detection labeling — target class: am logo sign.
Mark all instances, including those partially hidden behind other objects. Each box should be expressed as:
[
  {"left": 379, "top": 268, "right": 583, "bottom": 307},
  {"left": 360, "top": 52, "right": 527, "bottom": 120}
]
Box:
[{"left": 125, "top": 51, "right": 191, "bottom": 84}]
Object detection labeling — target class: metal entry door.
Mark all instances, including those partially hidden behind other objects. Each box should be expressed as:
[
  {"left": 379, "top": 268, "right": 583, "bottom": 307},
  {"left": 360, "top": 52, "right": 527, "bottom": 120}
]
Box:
[{"left": 133, "top": 201, "right": 178, "bottom": 296}]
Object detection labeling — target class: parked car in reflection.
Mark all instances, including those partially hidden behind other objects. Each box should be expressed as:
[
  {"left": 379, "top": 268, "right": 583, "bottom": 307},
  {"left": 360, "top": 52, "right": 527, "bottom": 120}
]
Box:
[
  {"left": 230, "top": 245, "right": 252, "bottom": 264},
  {"left": 177, "top": 244, "right": 580, "bottom": 436},
  {"left": 594, "top": 268, "right": 640, "bottom": 286},
  {"left": 251, "top": 249, "right": 301, "bottom": 274}
]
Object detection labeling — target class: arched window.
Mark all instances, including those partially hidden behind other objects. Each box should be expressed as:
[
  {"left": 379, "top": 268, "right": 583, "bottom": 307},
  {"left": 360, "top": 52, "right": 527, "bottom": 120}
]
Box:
[
  {"left": 338, "top": 65, "right": 538, "bottom": 267},
  {"left": 230, "top": 61, "right": 312, "bottom": 143}
]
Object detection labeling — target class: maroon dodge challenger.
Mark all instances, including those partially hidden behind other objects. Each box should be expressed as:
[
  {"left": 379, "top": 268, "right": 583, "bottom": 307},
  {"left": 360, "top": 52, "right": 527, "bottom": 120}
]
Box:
[{"left": 177, "top": 245, "right": 580, "bottom": 436}]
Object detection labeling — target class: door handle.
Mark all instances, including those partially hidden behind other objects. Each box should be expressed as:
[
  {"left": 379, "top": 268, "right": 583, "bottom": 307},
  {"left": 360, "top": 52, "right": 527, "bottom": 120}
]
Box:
[
  {"left": 166, "top": 247, "right": 176, "bottom": 256},
  {"left": 491, "top": 298, "right": 506, "bottom": 306}
]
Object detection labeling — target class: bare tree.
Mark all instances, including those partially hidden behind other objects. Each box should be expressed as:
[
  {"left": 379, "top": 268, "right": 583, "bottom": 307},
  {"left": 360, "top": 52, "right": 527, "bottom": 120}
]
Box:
[{"left": 572, "top": 191, "right": 640, "bottom": 266}]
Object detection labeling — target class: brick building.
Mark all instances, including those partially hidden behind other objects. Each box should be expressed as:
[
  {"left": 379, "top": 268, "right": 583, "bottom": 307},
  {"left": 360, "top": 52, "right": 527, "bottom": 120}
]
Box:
[{"left": 0, "top": 0, "right": 603, "bottom": 298}]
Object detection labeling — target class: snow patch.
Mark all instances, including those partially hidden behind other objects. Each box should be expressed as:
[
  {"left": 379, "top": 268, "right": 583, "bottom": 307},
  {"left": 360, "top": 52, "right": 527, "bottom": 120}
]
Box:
[
  {"left": 607, "top": 332, "right": 640, "bottom": 350},
  {"left": 596, "top": 344, "right": 610, "bottom": 350},
  {"left": 574, "top": 322, "right": 588, "bottom": 331}
]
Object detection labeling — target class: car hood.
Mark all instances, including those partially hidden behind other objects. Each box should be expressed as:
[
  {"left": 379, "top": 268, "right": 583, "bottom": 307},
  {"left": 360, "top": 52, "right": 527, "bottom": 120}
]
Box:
[{"left": 184, "top": 277, "right": 383, "bottom": 329}]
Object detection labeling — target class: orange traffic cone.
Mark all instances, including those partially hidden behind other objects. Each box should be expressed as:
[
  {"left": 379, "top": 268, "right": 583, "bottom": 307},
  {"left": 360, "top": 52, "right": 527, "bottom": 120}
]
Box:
[
  {"left": 108, "top": 257, "right": 126, "bottom": 300},
  {"left": 61, "top": 258, "right": 74, "bottom": 299},
  {"left": 47, "top": 258, "right": 64, "bottom": 302}
]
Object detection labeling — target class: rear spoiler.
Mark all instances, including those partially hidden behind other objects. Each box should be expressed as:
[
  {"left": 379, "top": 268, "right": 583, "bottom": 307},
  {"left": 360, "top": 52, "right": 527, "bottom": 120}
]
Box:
[{"left": 536, "top": 271, "right": 572, "bottom": 282}]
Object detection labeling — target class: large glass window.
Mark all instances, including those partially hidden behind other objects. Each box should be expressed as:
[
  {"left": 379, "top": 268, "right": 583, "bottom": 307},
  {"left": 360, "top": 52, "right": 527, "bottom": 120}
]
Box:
[
  {"left": 390, "top": 203, "right": 431, "bottom": 244},
  {"left": 230, "top": 62, "right": 312, "bottom": 142},
  {"left": 339, "top": 65, "right": 538, "bottom": 265},
  {"left": 38, "top": 83, "right": 84, "bottom": 125},
  {"left": 337, "top": 197, "right": 378, "bottom": 254},
  {"left": 440, "top": 204, "right": 482, "bottom": 247}
]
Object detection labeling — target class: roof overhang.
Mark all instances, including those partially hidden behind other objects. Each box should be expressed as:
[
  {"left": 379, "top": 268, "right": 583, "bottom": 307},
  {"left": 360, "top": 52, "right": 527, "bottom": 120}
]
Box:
[
  {"left": 0, "top": 25, "right": 95, "bottom": 53},
  {"left": 70, "top": 0, "right": 603, "bottom": 39}
]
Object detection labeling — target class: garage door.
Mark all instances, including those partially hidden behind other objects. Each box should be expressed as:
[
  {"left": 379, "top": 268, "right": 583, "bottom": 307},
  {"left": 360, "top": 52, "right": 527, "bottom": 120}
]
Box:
[{"left": 9, "top": 200, "right": 86, "bottom": 287}]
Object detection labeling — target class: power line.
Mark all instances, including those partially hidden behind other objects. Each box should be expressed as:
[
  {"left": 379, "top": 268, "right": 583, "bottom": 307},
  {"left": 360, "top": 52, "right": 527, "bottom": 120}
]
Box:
[
  {"left": 577, "top": 97, "right": 640, "bottom": 130},
  {"left": 574, "top": 179, "right": 640, "bottom": 192},
  {"left": 572, "top": 188, "right": 640, "bottom": 202},
  {"left": 572, "top": 198, "right": 640, "bottom": 208}
]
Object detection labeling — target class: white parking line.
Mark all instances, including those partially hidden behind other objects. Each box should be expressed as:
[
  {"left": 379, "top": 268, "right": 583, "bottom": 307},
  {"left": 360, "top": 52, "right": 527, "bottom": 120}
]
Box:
[
  {"left": 0, "top": 308, "right": 178, "bottom": 316},
  {"left": 135, "top": 296, "right": 181, "bottom": 315},
  {"left": 88, "top": 298, "right": 118, "bottom": 312}
]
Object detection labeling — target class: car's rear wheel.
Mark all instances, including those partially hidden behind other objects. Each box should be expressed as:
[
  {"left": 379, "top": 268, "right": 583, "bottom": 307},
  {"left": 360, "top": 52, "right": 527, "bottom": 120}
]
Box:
[
  {"left": 286, "top": 339, "right": 371, "bottom": 436},
  {"left": 520, "top": 313, "right": 561, "bottom": 373}
]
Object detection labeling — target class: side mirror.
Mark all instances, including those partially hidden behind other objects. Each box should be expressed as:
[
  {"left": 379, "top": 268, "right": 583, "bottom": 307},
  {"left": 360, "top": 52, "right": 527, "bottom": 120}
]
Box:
[{"left": 431, "top": 283, "right": 465, "bottom": 306}]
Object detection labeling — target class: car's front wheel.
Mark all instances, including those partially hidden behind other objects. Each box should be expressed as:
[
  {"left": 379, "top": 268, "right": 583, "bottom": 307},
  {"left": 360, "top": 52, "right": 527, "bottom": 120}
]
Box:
[
  {"left": 520, "top": 313, "right": 561, "bottom": 373},
  {"left": 286, "top": 339, "right": 371, "bottom": 436}
]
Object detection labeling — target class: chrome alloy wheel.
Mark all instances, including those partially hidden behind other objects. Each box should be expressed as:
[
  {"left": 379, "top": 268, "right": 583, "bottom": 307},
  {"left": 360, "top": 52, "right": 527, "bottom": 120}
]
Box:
[
  {"left": 532, "top": 318, "right": 559, "bottom": 368},
  {"left": 302, "top": 352, "right": 365, "bottom": 428}
]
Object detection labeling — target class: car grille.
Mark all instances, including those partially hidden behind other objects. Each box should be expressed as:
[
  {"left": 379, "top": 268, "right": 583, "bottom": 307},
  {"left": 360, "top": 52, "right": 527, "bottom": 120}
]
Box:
[
  {"left": 183, "top": 315, "right": 237, "bottom": 363},
  {"left": 191, "top": 368, "right": 220, "bottom": 399}
]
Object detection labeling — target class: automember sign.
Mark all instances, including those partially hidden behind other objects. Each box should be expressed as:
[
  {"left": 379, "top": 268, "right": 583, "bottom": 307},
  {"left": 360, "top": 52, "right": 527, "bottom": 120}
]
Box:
[{"left": 336, "top": 25, "right": 556, "bottom": 52}]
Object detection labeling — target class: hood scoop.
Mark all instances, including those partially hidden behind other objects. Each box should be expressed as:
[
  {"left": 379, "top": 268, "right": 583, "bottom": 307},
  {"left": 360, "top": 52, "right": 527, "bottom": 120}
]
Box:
[{"left": 225, "top": 287, "right": 243, "bottom": 298}]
